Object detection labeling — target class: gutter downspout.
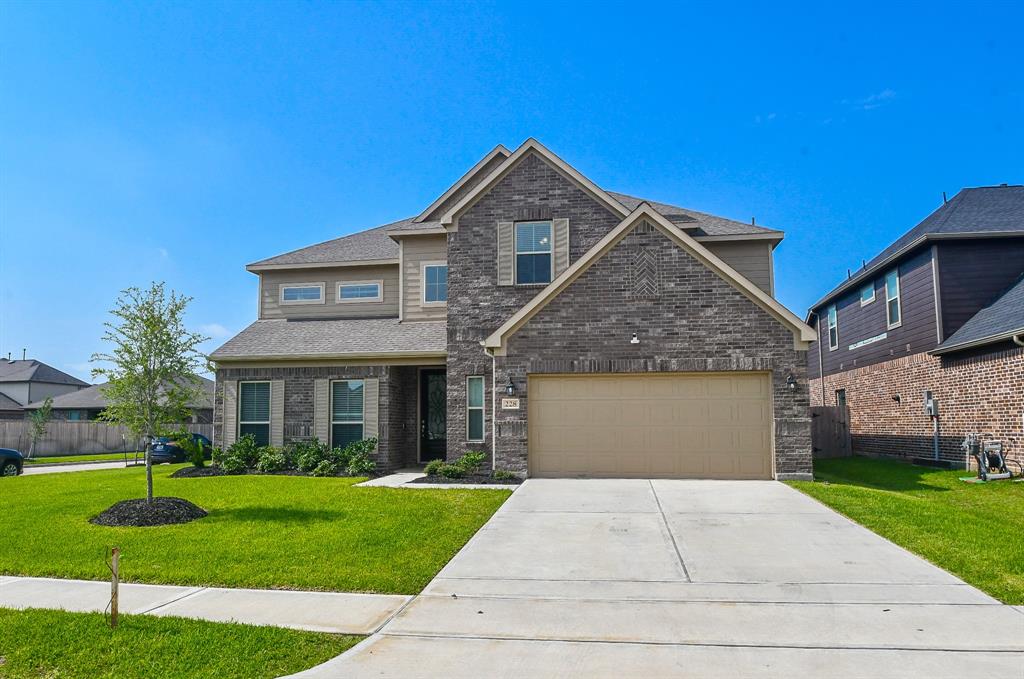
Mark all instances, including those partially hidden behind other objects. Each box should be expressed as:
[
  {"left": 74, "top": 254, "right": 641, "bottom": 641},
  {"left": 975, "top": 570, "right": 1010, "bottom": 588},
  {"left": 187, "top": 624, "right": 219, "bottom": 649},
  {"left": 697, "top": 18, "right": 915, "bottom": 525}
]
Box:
[{"left": 1014, "top": 334, "right": 1024, "bottom": 347}]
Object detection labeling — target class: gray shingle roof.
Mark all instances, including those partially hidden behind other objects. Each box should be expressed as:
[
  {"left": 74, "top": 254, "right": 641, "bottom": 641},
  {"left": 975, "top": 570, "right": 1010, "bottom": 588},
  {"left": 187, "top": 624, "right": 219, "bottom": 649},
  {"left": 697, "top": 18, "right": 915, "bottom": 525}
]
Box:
[
  {"left": 0, "top": 360, "right": 89, "bottom": 386},
  {"left": 210, "top": 318, "right": 447, "bottom": 360},
  {"left": 0, "top": 392, "right": 23, "bottom": 412},
  {"left": 606, "top": 193, "right": 782, "bottom": 237},
  {"left": 812, "top": 185, "right": 1024, "bottom": 312},
  {"left": 934, "top": 275, "right": 1024, "bottom": 354},
  {"left": 25, "top": 377, "right": 215, "bottom": 411}
]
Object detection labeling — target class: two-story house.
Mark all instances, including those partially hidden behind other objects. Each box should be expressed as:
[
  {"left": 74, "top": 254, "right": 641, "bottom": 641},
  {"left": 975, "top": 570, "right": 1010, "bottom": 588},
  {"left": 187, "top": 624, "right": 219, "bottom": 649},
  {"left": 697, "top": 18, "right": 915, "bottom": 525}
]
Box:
[
  {"left": 807, "top": 185, "right": 1024, "bottom": 466},
  {"left": 211, "top": 140, "right": 816, "bottom": 480},
  {"left": 0, "top": 358, "right": 89, "bottom": 420}
]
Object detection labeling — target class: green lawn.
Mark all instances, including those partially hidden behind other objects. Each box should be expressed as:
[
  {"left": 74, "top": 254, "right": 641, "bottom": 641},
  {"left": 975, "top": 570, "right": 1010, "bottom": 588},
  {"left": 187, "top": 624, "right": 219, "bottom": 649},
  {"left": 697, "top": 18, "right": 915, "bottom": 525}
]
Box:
[
  {"left": 0, "top": 608, "right": 359, "bottom": 678},
  {"left": 0, "top": 465, "right": 510, "bottom": 593},
  {"left": 789, "top": 456, "right": 1024, "bottom": 604},
  {"left": 25, "top": 452, "right": 140, "bottom": 464}
]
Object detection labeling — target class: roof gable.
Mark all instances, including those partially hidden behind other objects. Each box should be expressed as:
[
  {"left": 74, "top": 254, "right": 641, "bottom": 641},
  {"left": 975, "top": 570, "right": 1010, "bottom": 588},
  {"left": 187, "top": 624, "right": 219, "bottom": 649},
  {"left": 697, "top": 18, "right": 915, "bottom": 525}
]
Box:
[
  {"left": 0, "top": 360, "right": 89, "bottom": 386},
  {"left": 483, "top": 204, "right": 815, "bottom": 353},
  {"left": 414, "top": 145, "right": 510, "bottom": 223}
]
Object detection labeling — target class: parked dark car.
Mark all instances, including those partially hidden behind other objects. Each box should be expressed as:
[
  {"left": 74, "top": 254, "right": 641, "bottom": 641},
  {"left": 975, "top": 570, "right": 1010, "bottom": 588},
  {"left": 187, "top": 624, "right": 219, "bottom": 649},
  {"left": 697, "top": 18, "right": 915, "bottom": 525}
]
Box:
[
  {"left": 150, "top": 433, "right": 212, "bottom": 464},
  {"left": 1, "top": 448, "right": 24, "bottom": 476}
]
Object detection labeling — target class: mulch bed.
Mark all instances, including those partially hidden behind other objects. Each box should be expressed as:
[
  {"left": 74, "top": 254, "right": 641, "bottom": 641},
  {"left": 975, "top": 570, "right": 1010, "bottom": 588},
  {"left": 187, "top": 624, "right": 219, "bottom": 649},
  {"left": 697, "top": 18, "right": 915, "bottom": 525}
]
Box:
[
  {"left": 170, "top": 466, "right": 225, "bottom": 478},
  {"left": 90, "top": 497, "right": 208, "bottom": 527},
  {"left": 410, "top": 473, "right": 522, "bottom": 485},
  {"left": 170, "top": 465, "right": 375, "bottom": 479}
]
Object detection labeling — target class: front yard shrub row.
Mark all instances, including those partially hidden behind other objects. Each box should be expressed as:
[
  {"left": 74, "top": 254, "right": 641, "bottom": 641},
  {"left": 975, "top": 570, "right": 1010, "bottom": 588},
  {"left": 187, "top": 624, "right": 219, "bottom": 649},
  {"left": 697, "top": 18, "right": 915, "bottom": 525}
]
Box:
[
  {"left": 425, "top": 451, "right": 515, "bottom": 480},
  {"left": 212, "top": 435, "right": 377, "bottom": 477}
]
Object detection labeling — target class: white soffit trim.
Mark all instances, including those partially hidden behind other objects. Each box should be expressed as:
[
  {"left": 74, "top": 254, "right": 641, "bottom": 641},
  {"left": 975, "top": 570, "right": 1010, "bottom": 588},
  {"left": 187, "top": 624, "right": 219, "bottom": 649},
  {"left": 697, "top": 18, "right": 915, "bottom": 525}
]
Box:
[
  {"left": 414, "top": 145, "right": 511, "bottom": 223},
  {"left": 439, "top": 138, "right": 630, "bottom": 227},
  {"left": 483, "top": 204, "right": 816, "bottom": 352}
]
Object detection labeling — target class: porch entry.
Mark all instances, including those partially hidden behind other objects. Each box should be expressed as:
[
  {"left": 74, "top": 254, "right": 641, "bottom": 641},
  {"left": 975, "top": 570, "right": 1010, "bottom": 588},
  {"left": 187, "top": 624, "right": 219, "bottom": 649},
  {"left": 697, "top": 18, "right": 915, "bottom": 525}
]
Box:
[{"left": 419, "top": 369, "right": 447, "bottom": 461}]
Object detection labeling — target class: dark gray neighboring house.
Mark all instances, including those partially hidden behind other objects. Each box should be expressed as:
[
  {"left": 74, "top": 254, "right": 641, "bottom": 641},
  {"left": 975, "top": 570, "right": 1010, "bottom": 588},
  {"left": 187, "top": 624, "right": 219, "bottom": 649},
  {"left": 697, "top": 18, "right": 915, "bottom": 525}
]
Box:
[
  {"left": 212, "top": 139, "right": 816, "bottom": 479},
  {"left": 24, "top": 376, "right": 216, "bottom": 423},
  {"left": 0, "top": 358, "right": 89, "bottom": 419}
]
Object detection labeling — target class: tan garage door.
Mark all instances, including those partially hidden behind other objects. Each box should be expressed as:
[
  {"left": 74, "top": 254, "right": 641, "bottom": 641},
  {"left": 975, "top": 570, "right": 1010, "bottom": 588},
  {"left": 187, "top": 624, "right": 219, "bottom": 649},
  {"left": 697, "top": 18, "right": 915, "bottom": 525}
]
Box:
[{"left": 528, "top": 373, "right": 773, "bottom": 479}]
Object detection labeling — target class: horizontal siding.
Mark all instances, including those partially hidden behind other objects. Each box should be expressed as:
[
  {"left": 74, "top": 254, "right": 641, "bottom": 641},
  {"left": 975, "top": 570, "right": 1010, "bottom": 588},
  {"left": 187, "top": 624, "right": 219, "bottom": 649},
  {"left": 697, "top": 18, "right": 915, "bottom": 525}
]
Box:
[
  {"left": 402, "top": 234, "right": 447, "bottom": 322},
  {"left": 704, "top": 241, "right": 773, "bottom": 295},
  {"left": 937, "top": 238, "right": 1024, "bottom": 340},
  {"left": 260, "top": 265, "right": 399, "bottom": 320},
  {"left": 813, "top": 247, "right": 937, "bottom": 377}
]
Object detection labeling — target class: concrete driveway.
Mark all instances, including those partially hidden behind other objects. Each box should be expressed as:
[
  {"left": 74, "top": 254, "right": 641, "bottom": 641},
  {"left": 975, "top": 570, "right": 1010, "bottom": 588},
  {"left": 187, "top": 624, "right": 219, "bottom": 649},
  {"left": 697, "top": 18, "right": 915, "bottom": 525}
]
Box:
[{"left": 293, "top": 479, "right": 1024, "bottom": 678}]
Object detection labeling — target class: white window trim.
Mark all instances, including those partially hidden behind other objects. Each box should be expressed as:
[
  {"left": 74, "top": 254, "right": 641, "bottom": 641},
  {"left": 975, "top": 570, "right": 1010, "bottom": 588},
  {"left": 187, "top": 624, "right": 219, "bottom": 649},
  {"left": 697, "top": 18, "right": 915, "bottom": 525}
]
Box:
[
  {"left": 885, "top": 269, "right": 902, "bottom": 329},
  {"left": 826, "top": 304, "right": 839, "bottom": 351},
  {"left": 330, "top": 379, "right": 365, "bottom": 448},
  {"left": 466, "top": 375, "right": 485, "bottom": 442},
  {"left": 421, "top": 261, "right": 448, "bottom": 307},
  {"left": 514, "top": 220, "right": 554, "bottom": 286},
  {"left": 279, "top": 282, "right": 325, "bottom": 306},
  {"left": 337, "top": 280, "right": 383, "bottom": 304},
  {"left": 238, "top": 380, "right": 271, "bottom": 440},
  {"left": 860, "top": 283, "right": 875, "bottom": 306}
]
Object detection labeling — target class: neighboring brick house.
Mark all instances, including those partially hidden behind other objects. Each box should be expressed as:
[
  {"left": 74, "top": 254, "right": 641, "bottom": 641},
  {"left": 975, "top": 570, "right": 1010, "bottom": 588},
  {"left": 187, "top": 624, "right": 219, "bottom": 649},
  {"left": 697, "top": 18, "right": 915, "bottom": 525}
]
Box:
[
  {"left": 23, "top": 377, "right": 215, "bottom": 423},
  {"left": 807, "top": 185, "right": 1024, "bottom": 467},
  {"left": 0, "top": 358, "right": 89, "bottom": 420},
  {"left": 211, "top": 139, "right": 816, "bottom": 479}
]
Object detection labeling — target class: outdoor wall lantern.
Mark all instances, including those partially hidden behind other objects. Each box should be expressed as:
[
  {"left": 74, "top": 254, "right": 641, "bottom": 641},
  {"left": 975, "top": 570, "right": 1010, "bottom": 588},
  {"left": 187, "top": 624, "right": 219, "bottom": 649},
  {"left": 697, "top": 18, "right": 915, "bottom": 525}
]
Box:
[
  {"left": 505, "top": 373, "right": 517, "bottom": 397},
  {"left": 786, "top": 373, "right": 798, "bottom": 392},
  {"left": 892, "top": 394, "right": 902, "bottom": 404},
  {"left": 630, "top": 332, "right": 640, "bottom": 345}
]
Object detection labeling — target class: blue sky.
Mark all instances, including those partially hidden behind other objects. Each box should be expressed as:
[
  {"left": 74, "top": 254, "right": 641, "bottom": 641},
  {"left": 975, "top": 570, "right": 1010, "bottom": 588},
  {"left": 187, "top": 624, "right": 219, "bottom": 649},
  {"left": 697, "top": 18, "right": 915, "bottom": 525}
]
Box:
[{"left": 1, "top": 1, "right": 1021, "bottom": 382}]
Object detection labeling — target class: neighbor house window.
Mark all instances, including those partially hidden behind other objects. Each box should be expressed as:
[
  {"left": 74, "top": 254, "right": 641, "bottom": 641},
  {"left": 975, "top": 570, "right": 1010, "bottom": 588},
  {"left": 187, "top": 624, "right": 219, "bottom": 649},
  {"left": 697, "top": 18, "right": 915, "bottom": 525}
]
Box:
[
  {"left": 238, "top": 381, "right": 271, "bottom": 446},
  {"left": 467, "top": 376, "right": 485, "bottom": 442},
  {"left": 515, "top": 221, "right": 552, "bottom": 284},
  {"left": 835, "top": 389, "right": 847, "bottom": 409},
  {"left": 280, "top": 283, "right": 324, "bottom": 305},
  {"left": 860, "top": 283, "right": 875, "bottom": 306},
  {"left": 423, "top": 263, "right": 447, "bottom": 304},
  {"left": 331, "top": 380, "right": 365, "bottom": 449},
  {"left": 885, "top": 269, "right": 901, "bottom": 328},
  {"left": 338, "top": 281, "right": 382, "bottom": 303},
  {"left": 827, "top": 305, "right": 838, "bottom": 351}
]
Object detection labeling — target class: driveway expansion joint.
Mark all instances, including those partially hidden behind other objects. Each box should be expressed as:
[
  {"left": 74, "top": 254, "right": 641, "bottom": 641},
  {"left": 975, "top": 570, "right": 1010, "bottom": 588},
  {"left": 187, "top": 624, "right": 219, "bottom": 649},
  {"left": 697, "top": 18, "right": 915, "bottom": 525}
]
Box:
[{"left": 648, "top": 480, "right": 691, "bottom": 582}]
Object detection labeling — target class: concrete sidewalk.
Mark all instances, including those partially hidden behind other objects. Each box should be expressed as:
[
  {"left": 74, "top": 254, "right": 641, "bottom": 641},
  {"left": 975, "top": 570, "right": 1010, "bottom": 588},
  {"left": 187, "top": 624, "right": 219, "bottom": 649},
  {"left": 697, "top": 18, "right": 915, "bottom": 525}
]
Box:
[
  {"left": 0, "top": 576, "right": 410, "bottom": 634},
  {"left": 291, "top": 479, "right": 1024, "bottom": 678},
  {"left": 21, "top": 460, "right": 134, "bottom": 475}
]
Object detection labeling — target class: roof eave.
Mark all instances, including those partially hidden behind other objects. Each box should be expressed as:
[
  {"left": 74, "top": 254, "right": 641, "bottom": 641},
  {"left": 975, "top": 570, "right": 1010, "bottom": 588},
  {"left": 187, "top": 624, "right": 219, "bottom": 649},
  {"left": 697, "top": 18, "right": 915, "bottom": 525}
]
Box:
[
  {"left": 930, "top": 328, "right": 1024, "bottom": 356},
  {"left": 246, "top": 258, "right": 399, "bottom": 273},
  {"left": 212, "top": 350, "right": 447, "bottom": 363}
]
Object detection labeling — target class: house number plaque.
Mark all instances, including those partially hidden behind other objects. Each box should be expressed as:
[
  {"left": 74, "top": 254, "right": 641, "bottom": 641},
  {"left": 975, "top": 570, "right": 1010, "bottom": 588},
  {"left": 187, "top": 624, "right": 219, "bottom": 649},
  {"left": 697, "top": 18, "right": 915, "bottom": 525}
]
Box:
[{"left": 501, "top": 398, "right": 520, "bottom": 410}]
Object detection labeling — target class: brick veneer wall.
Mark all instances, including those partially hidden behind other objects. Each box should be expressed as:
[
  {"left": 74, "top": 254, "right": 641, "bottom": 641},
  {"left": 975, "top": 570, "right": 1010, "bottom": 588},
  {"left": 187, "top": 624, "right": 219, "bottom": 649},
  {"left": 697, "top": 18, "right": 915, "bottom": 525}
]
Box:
[
  {"left": 809, "top": 346, "right": 1024, "bottom": 465},
  {"left": 446, "top": 151, "right": 622, "bottom": 462},
  {"left": 495, "top": 221, "right": 812, "bottom": 479},
  {"left": 214, "top": 364, "right": 420, "bottom": 471}
]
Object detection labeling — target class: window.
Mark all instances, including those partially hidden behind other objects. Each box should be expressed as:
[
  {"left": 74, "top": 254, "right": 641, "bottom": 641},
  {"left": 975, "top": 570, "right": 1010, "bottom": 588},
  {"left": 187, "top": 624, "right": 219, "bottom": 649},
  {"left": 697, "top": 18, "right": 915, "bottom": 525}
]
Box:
[
  {"left": 826, "top": 305, "right": 838, "bottom": 351},
  {"left": 467, "top": 376, "right": 485, "bottom": 442},
  {"left": 423, "top": 263, "right": 447, "bottom": 304},
  {"left": 835, "top": 389, "right": 847, "bottom": 409},
  {"left": 515, "top": 221, "right": 552, "bottom": 284},
  {"left": 239, "top": 381, "right": 271, "bottom": 446},
  {"left": 67, "top": 410, "right": 82, "bottom": 421},
  {"left": 331, "top": 380, "right": 364, "bottom": 449},
  {"left": 860, "top": 283, "right": 875, "bottom": 306},
  {"left": 338, "top": 281, "right": 382, "bottom": 303},
  {"left": 885, "top": 269, "right": 901, "bottom": 328},
  {"left": 280, "top": 283, "right": 324, "bottom": 305}
]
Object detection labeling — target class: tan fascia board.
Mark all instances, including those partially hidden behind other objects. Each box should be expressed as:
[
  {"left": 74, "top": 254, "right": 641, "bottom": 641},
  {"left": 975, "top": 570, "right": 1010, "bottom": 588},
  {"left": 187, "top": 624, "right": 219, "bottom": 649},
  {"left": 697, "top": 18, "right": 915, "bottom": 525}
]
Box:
[
  {"left": 387, "top": 227, "right": 447, "bottom": 240},
  {"left": 246, "top": 259, "right": 399, "bottom": 273},
  {"left": 483, "top": 204, "right": 816, "bottom": 354},
  {"left": 414, "top": 145, "right": 512, "bottom": 223},
  {"left": 439, "top": 138, "right": 631, "bottom": 229},
  {"left": 213, "top": 350, "right": 446, "bottom": 364}
]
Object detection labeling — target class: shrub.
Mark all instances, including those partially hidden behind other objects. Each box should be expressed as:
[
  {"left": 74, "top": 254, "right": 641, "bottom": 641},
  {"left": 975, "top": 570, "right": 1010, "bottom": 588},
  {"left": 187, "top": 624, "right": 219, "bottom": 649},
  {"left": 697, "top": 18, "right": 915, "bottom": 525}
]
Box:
[
  {"left": 220, "top": 454, "right": 248, "bottom": 475},
  {"left": 217, "top": 434, "right": 260, "bottom": 474},
  {"left": 346, "top": 453, "right": 375, "bottom": 476},
  {"left": 174, "top": 430, "right": 206, "bottom": 468},
  {"left": 295, "top": 439, "right": 333, "bottom": 473},
  {"left": 493, "top": 469, "right": 516, "bottom": 481},
  {"left": 311, "top": 459, "right": 341, "bottom": 477},
  {"left": 255, "top": 446, "right": 290, "bottom": 473},
  {"left": 423, "top": 459, "right": 445, "bottom": 476},
  {"left": 456, "top": 451, "right": 486, "bottom": 474},
  {"left": 436, "top": 463, "right": 464, "bottom": 479}
]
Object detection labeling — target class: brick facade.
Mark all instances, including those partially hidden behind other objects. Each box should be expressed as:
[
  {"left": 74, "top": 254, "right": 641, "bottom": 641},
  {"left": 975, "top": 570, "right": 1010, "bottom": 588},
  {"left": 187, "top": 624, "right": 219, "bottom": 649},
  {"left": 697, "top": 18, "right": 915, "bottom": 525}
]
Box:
[
  {"left": 810, "top": 346, "right": 1024, "bottom": 466},
  {"left": 493, "top": 220, "right": 812, "bottom": 478},
  {"left": 214, "top": 364, "right": 420, "bottom": 472}
]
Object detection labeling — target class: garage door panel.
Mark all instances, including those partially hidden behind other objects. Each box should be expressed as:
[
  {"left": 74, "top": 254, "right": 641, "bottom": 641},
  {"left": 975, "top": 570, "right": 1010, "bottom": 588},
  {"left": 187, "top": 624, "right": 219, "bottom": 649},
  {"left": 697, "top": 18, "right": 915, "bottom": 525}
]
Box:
[{"left": 529, "top": 373, "right": 772, "bottom": 480}]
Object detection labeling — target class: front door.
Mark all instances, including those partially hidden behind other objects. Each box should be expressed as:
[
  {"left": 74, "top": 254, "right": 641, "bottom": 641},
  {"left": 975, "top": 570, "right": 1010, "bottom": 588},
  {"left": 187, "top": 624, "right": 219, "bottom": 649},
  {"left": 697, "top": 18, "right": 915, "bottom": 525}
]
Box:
[{"left": 420, "top": 369, "right": 447, "bottom": 461}]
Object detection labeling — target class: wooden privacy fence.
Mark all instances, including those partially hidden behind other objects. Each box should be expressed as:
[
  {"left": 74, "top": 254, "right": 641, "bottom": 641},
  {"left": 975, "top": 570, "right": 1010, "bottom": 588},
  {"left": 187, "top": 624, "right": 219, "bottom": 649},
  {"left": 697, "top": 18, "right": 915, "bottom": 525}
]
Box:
[
  {"left": 810, "top": 406, "right": 852, "bottom": 459},
  {"left": 0, "top": 421, "right": 213, "bottom": 457}
]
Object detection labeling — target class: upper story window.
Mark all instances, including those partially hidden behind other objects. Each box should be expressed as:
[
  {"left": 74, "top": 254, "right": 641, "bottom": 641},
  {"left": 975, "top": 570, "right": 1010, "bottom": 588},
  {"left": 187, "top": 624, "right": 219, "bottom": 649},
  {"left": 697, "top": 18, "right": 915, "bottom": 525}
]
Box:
[
  {"left": 826, "top": 305, "right": 838, "bottom": 351},
  {"left": 860, "top": 283, "right": 875, "bottom": 306},
  {"left": 885, "top": 269, "right": 901, "bottom": 328},
  {"left": 338, "top": 281, "right": 382, "bottom": 303},
  {"left": 280, "top": 283, "right": 324, "bottom": 305},
  {"left": 515, "top": 221, "right": 552, "bottom": 285},
  {"left": 423, "top": 263, "right": 447, "bottom": 304},
  {"left": 239, "top": 381, "right": 271, "bottom": 446}
]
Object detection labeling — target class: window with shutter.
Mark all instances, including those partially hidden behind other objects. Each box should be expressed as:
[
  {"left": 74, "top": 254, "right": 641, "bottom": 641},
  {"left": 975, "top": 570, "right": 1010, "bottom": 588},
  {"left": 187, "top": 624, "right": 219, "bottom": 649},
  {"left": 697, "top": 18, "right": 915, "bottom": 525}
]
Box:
[
  {"left": 515, "top": 221, "right": 553, "bottom": 284},
  {"left": 239, "top": 381, "right": 271, "bottom": 446},
  {"left": 331, "top": 380, "right": 365, "bottom": 449}
]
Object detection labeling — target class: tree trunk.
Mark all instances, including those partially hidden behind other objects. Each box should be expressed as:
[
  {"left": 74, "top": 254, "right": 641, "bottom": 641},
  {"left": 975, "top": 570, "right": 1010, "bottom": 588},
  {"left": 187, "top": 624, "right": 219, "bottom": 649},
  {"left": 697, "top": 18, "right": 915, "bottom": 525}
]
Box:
[
  {"left": 145, "top": 439, "right": 154, "bottom": 504},
  {"left": 27, "top": 440, "right": 35, "bottom": 460}
]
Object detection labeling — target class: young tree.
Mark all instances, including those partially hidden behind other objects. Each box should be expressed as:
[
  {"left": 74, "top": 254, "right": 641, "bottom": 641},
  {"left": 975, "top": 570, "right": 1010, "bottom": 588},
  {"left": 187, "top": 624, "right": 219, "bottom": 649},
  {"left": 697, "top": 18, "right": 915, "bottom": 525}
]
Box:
[
  {"left": 91, "top": 283, "right": 209, "bottom": 503},
  {"left": 26, "top": 396, "right": 53, "bottom": 459}
]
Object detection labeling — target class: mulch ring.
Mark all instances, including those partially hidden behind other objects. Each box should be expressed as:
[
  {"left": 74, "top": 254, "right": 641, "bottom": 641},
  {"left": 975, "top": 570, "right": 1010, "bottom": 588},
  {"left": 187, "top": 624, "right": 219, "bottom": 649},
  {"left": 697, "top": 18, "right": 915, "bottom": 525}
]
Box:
[
  {"left": 90, "top": 497, "right": 208, "bottom": 527},
  {"left": 170, "top": 466, "right": 225, "bottom": 479},
  {"left": 410, "top": 473, "right": 522, "bottom": 485}
]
